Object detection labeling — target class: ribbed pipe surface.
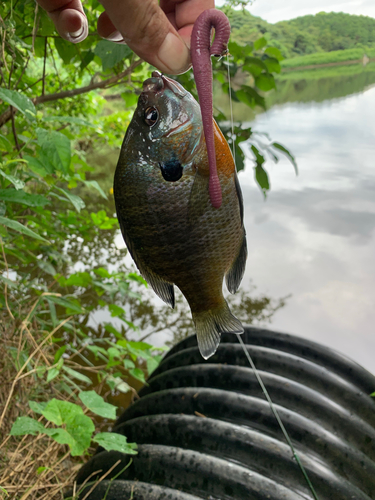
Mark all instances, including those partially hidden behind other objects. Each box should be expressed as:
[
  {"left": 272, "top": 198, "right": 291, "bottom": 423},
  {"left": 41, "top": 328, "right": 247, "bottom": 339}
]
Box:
[{"left": 74, "top": 327, "right": 375, "bottom": 499}]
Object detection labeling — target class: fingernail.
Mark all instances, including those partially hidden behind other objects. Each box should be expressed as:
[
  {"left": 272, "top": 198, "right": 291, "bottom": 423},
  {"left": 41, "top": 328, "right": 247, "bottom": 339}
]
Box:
[
  {"left": 105, "top": 31, "right": 124, "bottom": 43},
  {"left": 67, "top": 13, "right": 88, "bottom": 43},
  {"left": 158, "top": 32, "right": 190, "bottom": 75}
]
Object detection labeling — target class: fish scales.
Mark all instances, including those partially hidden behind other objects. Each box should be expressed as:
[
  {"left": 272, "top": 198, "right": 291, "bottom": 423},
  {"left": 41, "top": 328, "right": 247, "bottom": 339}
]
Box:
[{"left": 114, "top": 74, "right": 247, "bottom": 359}]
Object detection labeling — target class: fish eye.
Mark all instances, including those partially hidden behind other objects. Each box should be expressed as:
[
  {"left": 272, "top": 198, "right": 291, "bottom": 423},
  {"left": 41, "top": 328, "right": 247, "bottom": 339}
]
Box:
[{"left": 144, "top": 106, "right": 159, "bottom": 127}]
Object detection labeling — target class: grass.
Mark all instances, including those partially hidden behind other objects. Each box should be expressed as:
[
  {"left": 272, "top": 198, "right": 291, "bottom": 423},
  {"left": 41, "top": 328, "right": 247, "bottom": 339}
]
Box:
[
  {"left": 281, "top": 47, "right": 375, "bottom": 69},
  {"left": 0, "top": 314, "right": 83, "bottom": 499},
  {"left": 277, "top": 61, "right": 375, "bottom": 81}
]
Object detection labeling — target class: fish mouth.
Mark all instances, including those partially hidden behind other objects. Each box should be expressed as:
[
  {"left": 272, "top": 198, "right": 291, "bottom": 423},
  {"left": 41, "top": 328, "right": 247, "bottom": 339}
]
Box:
[{"left": 142, "top": 72, "right": 187, "bottom": 98}]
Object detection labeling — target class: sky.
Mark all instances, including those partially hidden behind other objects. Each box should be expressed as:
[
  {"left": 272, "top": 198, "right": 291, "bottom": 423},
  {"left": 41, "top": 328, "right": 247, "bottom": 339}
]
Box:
[{"left": 217, "top": 0, "right": 375, "bottom": 23}]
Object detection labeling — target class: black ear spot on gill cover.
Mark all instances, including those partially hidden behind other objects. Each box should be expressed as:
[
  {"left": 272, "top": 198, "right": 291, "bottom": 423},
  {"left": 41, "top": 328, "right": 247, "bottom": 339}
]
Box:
[{"left": 159, "top": 159, "right": 183, "bottom": 182}]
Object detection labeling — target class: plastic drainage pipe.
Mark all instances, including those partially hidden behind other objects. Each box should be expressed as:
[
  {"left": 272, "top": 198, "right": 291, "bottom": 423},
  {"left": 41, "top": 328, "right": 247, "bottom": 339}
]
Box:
[{"left": 72, "top": 327, "right": 375, "bottom": 500}]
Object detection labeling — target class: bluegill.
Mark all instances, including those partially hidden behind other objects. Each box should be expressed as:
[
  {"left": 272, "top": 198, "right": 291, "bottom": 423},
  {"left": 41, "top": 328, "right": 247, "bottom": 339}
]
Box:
[{"left": 114, "top": 73, "right": 247, "bottom": 359}]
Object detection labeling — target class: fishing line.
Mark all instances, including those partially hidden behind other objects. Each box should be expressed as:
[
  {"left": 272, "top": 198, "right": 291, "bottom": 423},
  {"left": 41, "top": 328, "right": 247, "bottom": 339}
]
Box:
[
  {"left": 236, "top": 334, "right": 319, "bottom": 499},
  {"left": 225, "top": 53, "right": 319, "bottom": 500},
  {"left": 226, "top": 55, "right": 236, "bottom": 162}
]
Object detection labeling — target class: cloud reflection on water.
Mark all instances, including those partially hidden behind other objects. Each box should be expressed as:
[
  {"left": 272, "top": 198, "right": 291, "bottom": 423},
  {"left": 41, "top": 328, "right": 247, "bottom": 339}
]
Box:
[{"left": 239, "top": 86, "right": 375, "bottom": 372}]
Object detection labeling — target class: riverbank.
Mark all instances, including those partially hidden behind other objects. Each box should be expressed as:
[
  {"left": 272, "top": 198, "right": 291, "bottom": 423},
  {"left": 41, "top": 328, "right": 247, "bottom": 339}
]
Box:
[
  {"left": 281, "top": 47, "right": 375, "bottom": 70},
  {"left": 282, "top": 57, "right": 375, "bottom": 72}
]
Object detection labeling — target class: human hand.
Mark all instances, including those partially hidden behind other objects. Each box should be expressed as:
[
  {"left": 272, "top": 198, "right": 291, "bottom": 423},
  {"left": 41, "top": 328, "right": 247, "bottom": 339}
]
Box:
[{"left": 36, "top": 0, "right": 215, "bottom": 74}]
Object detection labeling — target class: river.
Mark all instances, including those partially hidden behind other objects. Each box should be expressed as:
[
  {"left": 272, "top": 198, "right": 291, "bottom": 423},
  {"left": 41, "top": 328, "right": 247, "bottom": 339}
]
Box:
[
  {"left": 235, "top": 64, "right": 375, "bottom": 373},
  {"left": 89, "top": 63, "right": 375, "bottom": 374}
]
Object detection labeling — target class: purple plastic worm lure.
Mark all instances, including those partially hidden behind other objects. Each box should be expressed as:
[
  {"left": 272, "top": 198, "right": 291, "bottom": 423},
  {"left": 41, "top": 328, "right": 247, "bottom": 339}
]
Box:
[{"left": 191, "top": 9, "right": 231, "bottom": 209}]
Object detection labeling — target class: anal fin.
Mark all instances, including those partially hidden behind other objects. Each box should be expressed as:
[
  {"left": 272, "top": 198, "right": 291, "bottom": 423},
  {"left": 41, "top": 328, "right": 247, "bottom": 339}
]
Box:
[
  {"left": 226, "top": 231, "right": 248, "bottom": 294},
  {"left": 192, "top": 300, "right": 244, "bottom": 359}
]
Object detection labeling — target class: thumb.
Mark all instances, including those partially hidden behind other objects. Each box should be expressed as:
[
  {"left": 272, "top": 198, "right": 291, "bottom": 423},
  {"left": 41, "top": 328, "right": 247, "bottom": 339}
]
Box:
[{"left": 97, "top": 0, "right": 191, "bottom": 75}]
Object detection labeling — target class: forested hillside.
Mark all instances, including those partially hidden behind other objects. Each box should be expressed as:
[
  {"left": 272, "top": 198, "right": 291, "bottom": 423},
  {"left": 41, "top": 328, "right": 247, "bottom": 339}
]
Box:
[{"left": 226, "top": 9, "right": 375, "bottom": 59}]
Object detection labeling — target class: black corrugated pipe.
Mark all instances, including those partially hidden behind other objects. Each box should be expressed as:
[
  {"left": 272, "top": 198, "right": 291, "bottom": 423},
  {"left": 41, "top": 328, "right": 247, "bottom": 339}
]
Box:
[{"left": 72, "top": 327, "right": 375, "bottom": 500}]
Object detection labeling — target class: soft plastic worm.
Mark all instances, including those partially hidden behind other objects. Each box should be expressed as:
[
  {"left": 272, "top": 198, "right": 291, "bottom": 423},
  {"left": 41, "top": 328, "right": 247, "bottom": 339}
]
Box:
[{"left": 191, "top": 9, "right": 231, "bottom": 209}]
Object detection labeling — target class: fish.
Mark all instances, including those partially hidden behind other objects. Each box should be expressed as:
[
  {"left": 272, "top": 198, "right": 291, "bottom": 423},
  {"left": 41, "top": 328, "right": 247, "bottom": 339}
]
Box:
[{"left": 114, "top": 73, "right": 247, "bottom": 359}]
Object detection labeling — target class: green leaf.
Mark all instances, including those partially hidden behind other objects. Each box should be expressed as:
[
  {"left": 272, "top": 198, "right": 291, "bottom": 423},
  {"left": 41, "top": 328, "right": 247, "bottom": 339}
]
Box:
[
  {"left": 236, "top": 85, "right": 266, "bottom": 110},
  {"left": 62, "top": 271, "right": 93, "bottom": 287},
  {"left": 255, "top": 73, "right": 276, "bottom": 92},
  {"left": 263, "top": 57, "right": 281, "bottom": 74},
  {"left": 54, "top": 38, "right": 77, "bottom": 64},
  {"left": 94, "top": 267, "right": 112, "bottom": 279},
  {"left": 45, "top": 295, "right": 85, "bottom": 314},
  {"left": 10, "top": 416, "right": 45, "bottom": 436},
  {"left": 124, "top": 359, "right": 135, "bottom": 370},
  {"left": 44, "top": 419, "right": 93, "bottom": 456},
  {"left": 0, "top": 168, "right": 25, "bottom": 190},
  {"left": 80, "top": 50, "right": 95, "bottom": 70},
  {"left": 0, "top": 189, "right": 49, "bottom": 207},
  {"left": 0, "top": 133, "right": 12, "bottom": 152},
  {"left": 106, "top": 375, "right": 131, "bottom": 393},
  {"left": 0, "top": 88, "right": 36, "bottom": 120},
  {"left": 146, "top": 355, "right": 162, "bottom": 375},
  {"left": 54, "top": 345, "right": 67, "bottom": 363},
  {"left": 126, "top": 272, "right": 148, "bottom": 286},
  {"left": 108, "top": 304, "right": 125, "bottom": 317},
  {"left": 94, "top": 40, "right": 132, "bottom": 71},
  {"left": 47, "top": 367, "right": 60, "bottom": 382},
  {"left": 254, "top": 36, "right": 267, "bottom": 51},
  {"left": 91, "top": 209, "right": 117, "bottom": 229},
  {"left": 37, "top": 259, "right": 56, "bottom": 276},
  {"left": 41, "top": 399, "right": 70, "bottom": 426},
  {"left": 228, "top": 40, "right": 252, "bottom": 58},
  {"left": 129, "top": 367, "right": 146, "bottom": 384},
  {"left": 40, "top": 399, "right": 95, "bottom": 456},
  {"left": 255, "top": 165, "right": 270, "bottom": 198},
  {"left": 0, "top": 487, "right": 7, "bottom": 497},
  {"left": 23, "top": 155, "right": 48, "bottom": 177},
  {"left": 126, "top": 341, "right": 153, "bottom": 351},
  {"left": 0, "top": 275, "right": 16, "bottom": 288},
  {"left": 82, "top": 180, "right": 107, "bottom": 199},
  {"left": 36, "top": 128, "right": 71, "bottom": 175},
  {"left": 29, "top": 401, "right": 48, "bottom": 414},
  {"left": 265, "top": 46, "right": 284, "bottom": 61},
  {"left": 251, "top": 145, "right": 265, "bottom": 167},
  {"left": 271, "top": 142, "right": 298, "bottom": 175},
  {"left": 42, "top": 116, "right": 96, "bottom": 128},
  {"left": 54, "top": 187, "right": 85, "bottom": 212},
  {"left": 0, "top": 216, "right": 49, "bottom": 242},
  {"left": 79, "top": 391, "right": 117, "bottom": 419},
  {"left": 93, "top": 432, "right": 138, "bottom": 454},
  {"left": 121, "top": 92, "right": 138, "bottom": 108},
  {"left": 62, "top": 366, "right": 92, "bottom": 384}
]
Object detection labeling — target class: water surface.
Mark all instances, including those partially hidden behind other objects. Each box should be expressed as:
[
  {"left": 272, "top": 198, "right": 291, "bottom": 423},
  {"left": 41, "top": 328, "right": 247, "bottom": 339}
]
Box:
[{"left": 238, "top": 70, "right": 375, "bottom": 373}]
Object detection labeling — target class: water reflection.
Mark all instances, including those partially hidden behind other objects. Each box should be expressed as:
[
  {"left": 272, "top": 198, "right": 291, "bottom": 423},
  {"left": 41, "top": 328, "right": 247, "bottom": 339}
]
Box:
[{"left": 238, "top": 84, "right": 375, "bottom": 373}]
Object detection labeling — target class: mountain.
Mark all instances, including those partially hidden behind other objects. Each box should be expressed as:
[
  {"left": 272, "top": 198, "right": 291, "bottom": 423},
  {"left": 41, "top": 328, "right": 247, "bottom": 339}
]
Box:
[{"left": 225, "top": 9, "right": 375, "bottom": 59}]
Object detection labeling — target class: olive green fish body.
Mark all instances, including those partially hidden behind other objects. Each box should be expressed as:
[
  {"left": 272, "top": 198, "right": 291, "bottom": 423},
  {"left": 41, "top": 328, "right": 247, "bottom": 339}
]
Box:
[{"left": 114, "top": 74, "right": 247, "bottom": 358}]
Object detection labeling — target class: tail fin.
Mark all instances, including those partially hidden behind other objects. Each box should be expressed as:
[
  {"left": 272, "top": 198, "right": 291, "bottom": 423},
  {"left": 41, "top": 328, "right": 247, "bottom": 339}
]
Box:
[{"left": 192, "top": 301, "right": 244, "bottom": 360}]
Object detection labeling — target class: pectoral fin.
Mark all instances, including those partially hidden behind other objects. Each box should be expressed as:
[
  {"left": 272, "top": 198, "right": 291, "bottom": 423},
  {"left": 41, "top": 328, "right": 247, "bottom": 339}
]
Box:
[{"left": 115, "top": 200, "right": 175, "bottom": 309}]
